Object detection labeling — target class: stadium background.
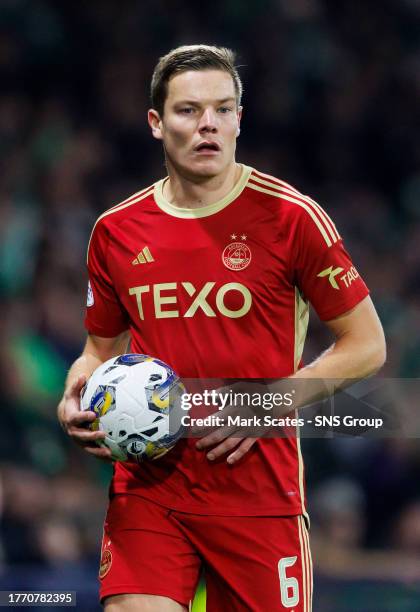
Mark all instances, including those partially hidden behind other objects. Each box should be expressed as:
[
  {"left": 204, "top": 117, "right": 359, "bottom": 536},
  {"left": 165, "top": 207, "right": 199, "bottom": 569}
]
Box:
[{"left": 0, "top": 0, "right": 419, "bottom": 610}]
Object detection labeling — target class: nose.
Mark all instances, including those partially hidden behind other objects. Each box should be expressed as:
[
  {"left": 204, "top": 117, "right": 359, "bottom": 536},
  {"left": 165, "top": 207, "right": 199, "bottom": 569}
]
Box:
[{"left": 198, "top": 108, "right": 217, "bottom": 133}]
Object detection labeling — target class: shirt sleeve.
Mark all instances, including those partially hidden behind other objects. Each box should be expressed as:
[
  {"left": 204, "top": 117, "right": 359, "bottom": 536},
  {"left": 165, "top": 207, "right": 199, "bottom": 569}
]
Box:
[
  {"left": 84, "top": 219, "right": 129, "bottom": 337},
  {"left": 291, "top": 202, "right": 369, "bottom": 321}
]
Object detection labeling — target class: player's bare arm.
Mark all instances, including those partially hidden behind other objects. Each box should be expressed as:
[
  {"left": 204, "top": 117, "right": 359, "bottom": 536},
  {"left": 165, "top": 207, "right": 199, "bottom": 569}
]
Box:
[
  {"left": 58, "top": 331, "right": 130, "bottom": 459},
  {"left": 292, "top": 295, "right": 386, "bottom": 383},
  {"left": 197, "top": 295, "right": 386, "bottom": 463}
]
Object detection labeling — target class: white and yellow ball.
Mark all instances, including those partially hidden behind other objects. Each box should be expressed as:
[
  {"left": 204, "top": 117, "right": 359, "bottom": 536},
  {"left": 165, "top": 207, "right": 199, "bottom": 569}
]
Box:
[{"left": 80, "top": 354, "right": 185, "bottom": 462}]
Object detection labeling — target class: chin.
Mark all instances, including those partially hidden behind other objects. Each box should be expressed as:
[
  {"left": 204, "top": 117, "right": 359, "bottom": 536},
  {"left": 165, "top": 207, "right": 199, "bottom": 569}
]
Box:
[
  {"left": 166, "top": 151, "right": 230, "bottom": 180},
  {"left": 186, "top": 159, "right": 227, "bottom": 179}
]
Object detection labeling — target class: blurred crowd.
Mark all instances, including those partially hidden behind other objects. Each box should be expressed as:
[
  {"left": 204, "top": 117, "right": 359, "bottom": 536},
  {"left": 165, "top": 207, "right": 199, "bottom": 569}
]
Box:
[{"left": 0, "top": 0, "right": 419, "bottom": 609}]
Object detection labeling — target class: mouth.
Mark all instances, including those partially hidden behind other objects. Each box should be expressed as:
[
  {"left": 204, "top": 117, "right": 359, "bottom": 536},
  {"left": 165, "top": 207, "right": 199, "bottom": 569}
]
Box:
[{"left": 194, "top": 141, "right": 221, "bottom": 155}]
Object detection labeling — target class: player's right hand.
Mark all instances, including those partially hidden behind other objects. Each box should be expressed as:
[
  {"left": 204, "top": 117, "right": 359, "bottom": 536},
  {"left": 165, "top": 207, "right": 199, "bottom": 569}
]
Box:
[{"left": 58, "top": 374, "right": 113, "bottom": 462}]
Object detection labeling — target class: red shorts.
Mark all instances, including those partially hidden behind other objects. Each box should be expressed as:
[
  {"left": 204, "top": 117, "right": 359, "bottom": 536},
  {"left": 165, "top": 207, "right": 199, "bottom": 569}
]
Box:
[{"left": 99, "top": 494, "right": 313, "bottom": 611}]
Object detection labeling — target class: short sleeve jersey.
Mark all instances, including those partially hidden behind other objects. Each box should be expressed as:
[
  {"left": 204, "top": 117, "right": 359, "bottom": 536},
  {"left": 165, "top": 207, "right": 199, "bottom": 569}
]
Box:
[{"left": 85, "top": 165, "right": 369, "bottom": 516}]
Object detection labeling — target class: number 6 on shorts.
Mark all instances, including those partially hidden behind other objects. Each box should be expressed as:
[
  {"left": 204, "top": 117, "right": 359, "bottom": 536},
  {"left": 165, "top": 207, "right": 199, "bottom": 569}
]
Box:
[{"left": 278, "top": 556, "right": 299, "bottom": 608}]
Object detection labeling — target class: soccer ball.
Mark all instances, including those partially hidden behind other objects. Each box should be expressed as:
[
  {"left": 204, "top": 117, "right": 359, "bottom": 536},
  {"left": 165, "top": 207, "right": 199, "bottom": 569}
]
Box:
[{"left": 80, "top": 354, "right": 186, "bottom": 462}]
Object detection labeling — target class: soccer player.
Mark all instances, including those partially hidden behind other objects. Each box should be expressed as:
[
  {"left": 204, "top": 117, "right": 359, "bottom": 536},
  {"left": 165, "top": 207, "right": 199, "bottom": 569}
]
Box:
[{"left": 58, "top": 45, "right": 386, "bottom": 611}]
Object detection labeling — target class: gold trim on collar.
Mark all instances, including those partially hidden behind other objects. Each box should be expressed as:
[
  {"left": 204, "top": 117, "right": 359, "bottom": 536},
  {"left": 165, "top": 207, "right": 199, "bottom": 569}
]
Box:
[{"left": 153, "top": 164, "right": 253, "bottom": 219}]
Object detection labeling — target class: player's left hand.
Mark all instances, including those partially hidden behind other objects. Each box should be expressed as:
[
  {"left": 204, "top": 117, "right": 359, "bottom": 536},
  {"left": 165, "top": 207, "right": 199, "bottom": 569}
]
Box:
[
  {"left": 194, "top": 380, "right": 279, "bottom": 464},
  {"left": 197, "top": 431, "right": 257, "bottom": 465}
]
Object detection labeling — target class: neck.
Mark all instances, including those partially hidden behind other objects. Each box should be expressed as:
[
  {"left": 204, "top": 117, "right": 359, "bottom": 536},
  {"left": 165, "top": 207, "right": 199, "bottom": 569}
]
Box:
[{"left": 163, "top": 161, "right": 241, "bottom": 209}]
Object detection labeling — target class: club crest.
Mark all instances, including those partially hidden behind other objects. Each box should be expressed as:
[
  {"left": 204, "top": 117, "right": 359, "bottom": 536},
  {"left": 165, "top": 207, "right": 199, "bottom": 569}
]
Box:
[
  {"left": 222, "top": 241, "right": 251, "bottom": 271},
  {"left": 99, "top": 548, "right": 112, "bottom": 579}
]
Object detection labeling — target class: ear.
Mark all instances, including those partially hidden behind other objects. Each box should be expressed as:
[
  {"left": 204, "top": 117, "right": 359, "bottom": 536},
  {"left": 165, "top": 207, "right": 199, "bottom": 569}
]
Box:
[
  {"left": 148, "top": 109, "right": 163, "bottom": 140},
  {"left": 236, "top": 106, "right": 243, "bottom": 137}
]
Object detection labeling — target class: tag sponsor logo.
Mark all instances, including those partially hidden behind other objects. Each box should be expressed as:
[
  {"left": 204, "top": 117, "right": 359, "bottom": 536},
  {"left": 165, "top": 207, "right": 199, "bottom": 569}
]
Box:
[{"left": 317, "top": 265, "right": 360, "bottom": 290}]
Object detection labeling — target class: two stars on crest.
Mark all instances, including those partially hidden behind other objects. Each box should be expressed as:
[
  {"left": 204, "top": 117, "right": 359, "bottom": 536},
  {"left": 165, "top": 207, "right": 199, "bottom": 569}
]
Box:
[{"left": 230, "top": 233, "right": 247, "bottom": 240}]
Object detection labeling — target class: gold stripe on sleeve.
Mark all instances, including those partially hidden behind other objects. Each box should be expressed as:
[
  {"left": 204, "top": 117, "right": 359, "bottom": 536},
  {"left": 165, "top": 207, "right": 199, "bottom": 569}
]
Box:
[
  {"left": 250, "top": 173, "right": 340, "bottom": 243},
  {"left": 86, "top": 187, "right": 154, "bottom": 265},
  {"left": 247, "top": 182, "right": 334, "bottom": 247}
]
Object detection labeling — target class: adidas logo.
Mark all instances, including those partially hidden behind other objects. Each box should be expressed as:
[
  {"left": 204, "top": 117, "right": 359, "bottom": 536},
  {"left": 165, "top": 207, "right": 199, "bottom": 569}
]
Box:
[{"left": 132, "top": 246, "right": 155, "bottom": 265}]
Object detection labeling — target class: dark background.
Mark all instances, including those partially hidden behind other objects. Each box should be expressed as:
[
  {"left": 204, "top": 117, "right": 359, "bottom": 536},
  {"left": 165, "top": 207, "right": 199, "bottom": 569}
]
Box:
[{"left": 0, "top": 1, "right": 419, "bottom": 610}]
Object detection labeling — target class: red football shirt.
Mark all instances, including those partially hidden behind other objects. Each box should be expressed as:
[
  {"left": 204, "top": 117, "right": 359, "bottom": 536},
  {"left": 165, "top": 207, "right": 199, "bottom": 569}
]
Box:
[{"left": 85, "top": 165, "right": 369, "bottom": 516}]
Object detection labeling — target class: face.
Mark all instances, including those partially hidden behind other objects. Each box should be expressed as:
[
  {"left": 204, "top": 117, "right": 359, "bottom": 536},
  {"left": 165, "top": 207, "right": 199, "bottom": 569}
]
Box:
[{"left": 148, "top": 69, "right": 242, "bottom": 180}]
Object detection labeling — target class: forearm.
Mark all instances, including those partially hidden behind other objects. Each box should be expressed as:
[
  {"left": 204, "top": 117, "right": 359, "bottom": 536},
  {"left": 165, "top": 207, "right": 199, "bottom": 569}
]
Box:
[
  {"left": 58, "top": 331, "right": 130, "bottom": 424},
  {"left": 271, "top": 326, "right": 385, "bottom": 413},
  {"left": 57, "top": 353, "right": 102, "bottom": 425},
  {"left": 64, "top": 352, "right": 104, "bottom": 393},
  {"left": 294, "top": 330, "right": 385, "bottom": 382},
  {"left": 63, "top": 331, "right": 130, "bottom": 394}
]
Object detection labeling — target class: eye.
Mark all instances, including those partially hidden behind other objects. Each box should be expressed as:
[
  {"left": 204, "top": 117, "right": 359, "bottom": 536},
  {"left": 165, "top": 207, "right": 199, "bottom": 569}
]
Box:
[
  {"left": 218, "top": 106, "right": 233, "bottom": 114},
  {"left": 179, "top": 107, "right": 194, "bottom": 114}
]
